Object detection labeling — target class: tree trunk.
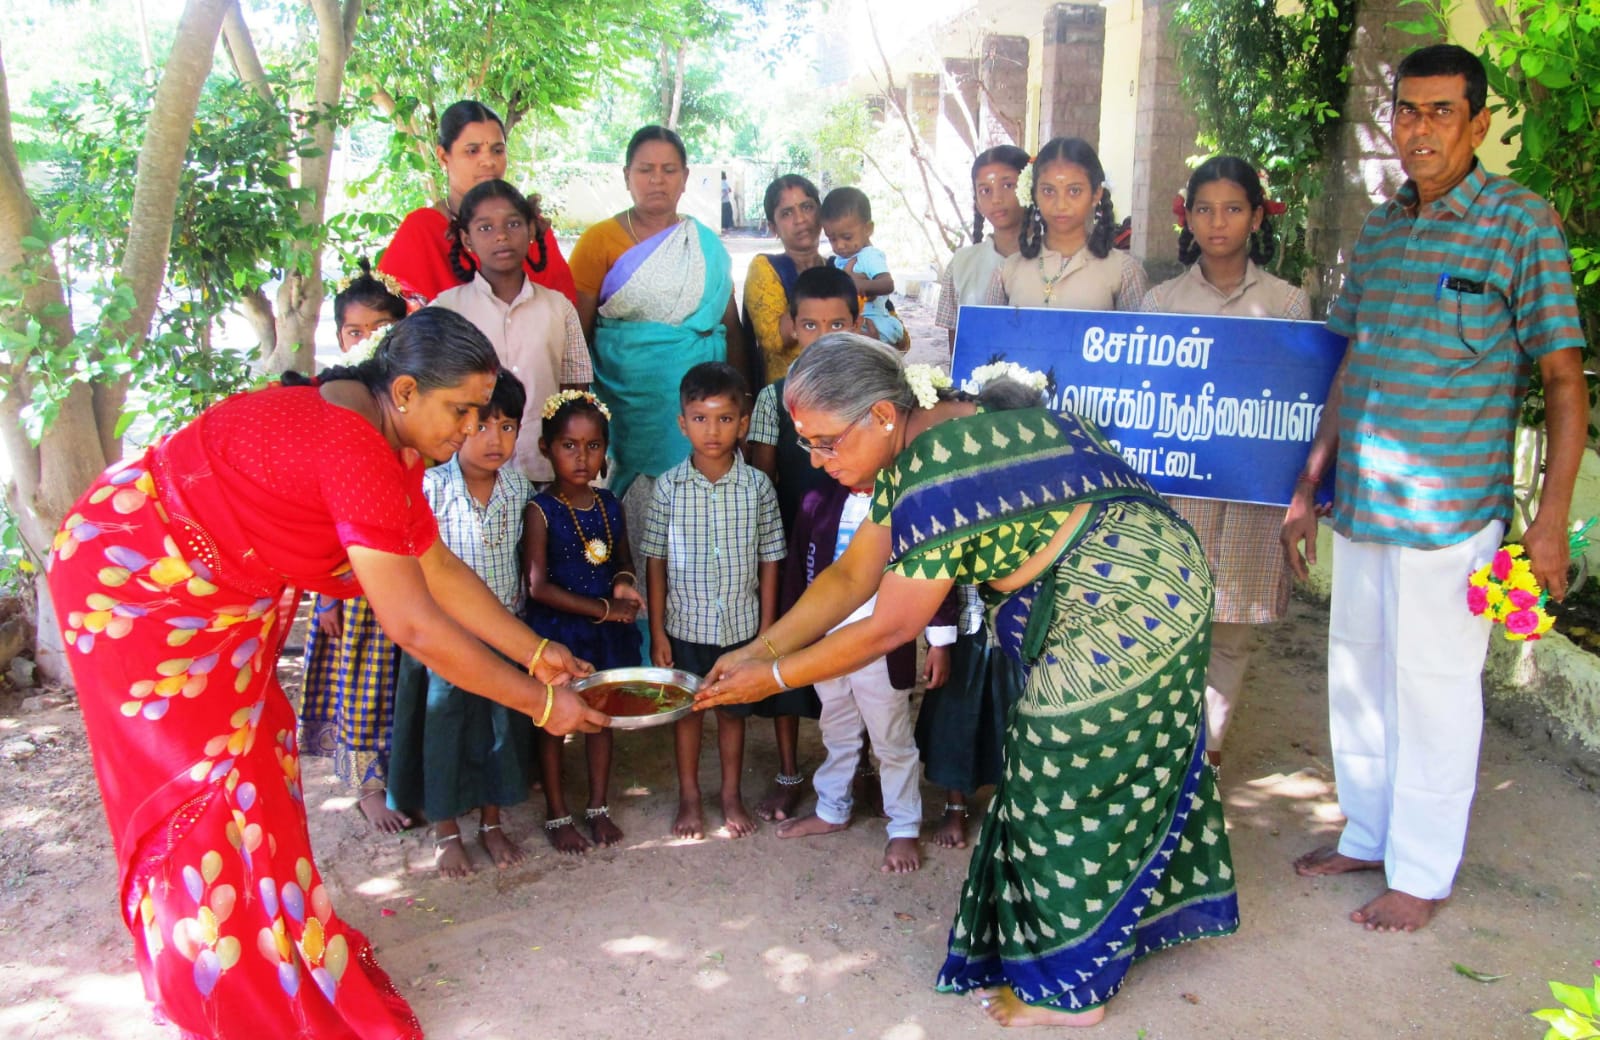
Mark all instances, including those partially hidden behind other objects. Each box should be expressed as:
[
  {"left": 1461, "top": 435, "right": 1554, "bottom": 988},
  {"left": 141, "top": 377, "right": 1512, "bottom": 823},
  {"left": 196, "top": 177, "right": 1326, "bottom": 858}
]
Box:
[
  {"left": 0, "top": 1, "right": 229, "bottom": 680},
  {"left": 668, "top": 43, "right": 686, "bottom": 131},
  {"left": 262, "top": 0, "right": 365, "bottom": 376}
]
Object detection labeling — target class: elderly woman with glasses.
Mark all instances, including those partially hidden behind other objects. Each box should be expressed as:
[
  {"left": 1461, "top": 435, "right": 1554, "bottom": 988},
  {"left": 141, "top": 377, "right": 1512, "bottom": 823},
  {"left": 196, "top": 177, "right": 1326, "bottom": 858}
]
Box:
[{"left": 697, "top": 334, "right": 1239, "bottom": 1028}]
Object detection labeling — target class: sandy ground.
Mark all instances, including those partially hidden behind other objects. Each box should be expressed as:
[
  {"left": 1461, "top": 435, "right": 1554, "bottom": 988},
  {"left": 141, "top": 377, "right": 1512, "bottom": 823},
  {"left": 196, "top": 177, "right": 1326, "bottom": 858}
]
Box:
[{"left": 1, "top": 245, "right": 1596, "bottom": 1038}]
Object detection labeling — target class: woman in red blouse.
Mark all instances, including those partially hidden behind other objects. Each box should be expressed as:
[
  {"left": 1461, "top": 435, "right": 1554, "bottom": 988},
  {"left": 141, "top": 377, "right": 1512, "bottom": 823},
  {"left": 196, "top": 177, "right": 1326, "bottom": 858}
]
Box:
[
  {"left": 47, "top": 308, "right": 605, "bottom": 1038},
  {"left": 378, "top": 100, "right": 576, "bottom": 305}
]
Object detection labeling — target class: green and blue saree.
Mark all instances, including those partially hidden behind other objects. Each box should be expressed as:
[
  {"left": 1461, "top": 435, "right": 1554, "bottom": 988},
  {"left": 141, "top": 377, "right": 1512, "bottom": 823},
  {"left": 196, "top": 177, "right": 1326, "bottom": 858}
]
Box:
[
  {"left": 872, "top": 407, "right": 1240, "bottom": 1012},
  {"left": 591, "top": 217, "right": 732, "bottom": 498}
]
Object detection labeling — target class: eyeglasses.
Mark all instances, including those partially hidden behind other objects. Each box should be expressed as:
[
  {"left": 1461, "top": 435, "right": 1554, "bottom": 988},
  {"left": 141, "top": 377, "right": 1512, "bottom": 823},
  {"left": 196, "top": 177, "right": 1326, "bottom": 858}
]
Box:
[
  {"left": 793, "top": 413, "right": 867, "bottom": 459},
  {"left": 1389, "top": 101, "right": 1465, "bottom": 127}
]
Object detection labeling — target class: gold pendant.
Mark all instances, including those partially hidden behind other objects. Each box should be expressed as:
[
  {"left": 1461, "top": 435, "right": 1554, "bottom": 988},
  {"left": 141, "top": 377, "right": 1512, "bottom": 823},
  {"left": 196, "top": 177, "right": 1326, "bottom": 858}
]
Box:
[{"left": 584, "top": 538, "right": 611, "bottom": 565}]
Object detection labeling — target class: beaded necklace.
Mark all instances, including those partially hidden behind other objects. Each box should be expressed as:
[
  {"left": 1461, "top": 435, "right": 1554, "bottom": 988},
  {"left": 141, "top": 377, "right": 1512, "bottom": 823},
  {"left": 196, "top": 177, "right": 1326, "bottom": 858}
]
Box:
[
  {"left": 1038, "top": 251, "right": 1074, "bottom": 304},
  {"left": 557, "top": 492, "right": 612, "bottom": 566}
]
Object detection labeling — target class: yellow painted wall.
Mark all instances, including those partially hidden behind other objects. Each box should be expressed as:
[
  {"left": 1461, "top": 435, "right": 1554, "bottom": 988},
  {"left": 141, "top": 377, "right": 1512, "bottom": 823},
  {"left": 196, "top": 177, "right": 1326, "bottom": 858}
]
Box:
[
  {"left": 1445, "top": 4, "right": 1520, "bottom": 173},
  {"left": 1099, "top": 0, "right": 1143, "bottom": 200}
]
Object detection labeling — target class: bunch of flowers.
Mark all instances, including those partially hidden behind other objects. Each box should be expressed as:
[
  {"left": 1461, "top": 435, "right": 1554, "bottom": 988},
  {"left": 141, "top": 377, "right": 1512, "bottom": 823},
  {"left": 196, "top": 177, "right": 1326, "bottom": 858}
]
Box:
[
  {"left": 961, "top": 361, "right": 1049, "bottom": 398},
  {"left": 904, "top": 364, "right": 953, "bottom": 410},
  {"left": 1467, "top": 519, "right": 1595, "bottom": 641}
]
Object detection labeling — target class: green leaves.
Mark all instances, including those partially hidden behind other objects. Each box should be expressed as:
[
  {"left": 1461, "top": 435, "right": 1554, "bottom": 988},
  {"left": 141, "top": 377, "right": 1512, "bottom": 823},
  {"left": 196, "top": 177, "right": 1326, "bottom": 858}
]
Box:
[{"left": 1532, "top": 975, "right": 1600, "bottom": 1040}]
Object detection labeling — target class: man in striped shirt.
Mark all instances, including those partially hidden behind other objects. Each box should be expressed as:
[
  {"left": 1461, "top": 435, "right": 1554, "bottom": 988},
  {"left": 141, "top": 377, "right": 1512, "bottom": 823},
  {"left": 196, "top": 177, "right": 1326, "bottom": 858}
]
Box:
[{"left": 1281, "top": 43, "right": 1587, "bottom": 933}]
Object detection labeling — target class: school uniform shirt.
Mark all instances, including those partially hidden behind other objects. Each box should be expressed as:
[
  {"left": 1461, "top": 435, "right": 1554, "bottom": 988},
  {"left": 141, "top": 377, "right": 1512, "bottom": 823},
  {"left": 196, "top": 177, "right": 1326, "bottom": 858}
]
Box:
[
  {"left": 935, "top": 238, "right": 1008, "bottom": 333},
  {"left": 423, "top": 456, "right": 531, "bottom": 611},
  {"left": 430, "top": 273, "right": 592, "bottom": 483},
  {"left": 1140, "top": 260, "right": 1310, "bottom": 624},
  {"left": 986, "top": 246, "right": 1148, "bottom": 311},
  {"left": 640, "top": 455, "right": 786, "bottom": 646}
]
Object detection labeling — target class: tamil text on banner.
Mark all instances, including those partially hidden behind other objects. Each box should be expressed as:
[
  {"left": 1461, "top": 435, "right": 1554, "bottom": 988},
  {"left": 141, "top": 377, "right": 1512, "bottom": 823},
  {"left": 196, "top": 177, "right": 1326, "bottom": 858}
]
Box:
[{"left": 950, "top": 305, "right": 1345, "bottom": 507}]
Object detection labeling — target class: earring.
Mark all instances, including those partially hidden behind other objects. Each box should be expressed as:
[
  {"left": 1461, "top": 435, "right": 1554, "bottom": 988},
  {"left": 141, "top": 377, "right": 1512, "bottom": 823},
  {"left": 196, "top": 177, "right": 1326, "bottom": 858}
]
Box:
[
  {"left": 885, "top": 422, "right": 895, "bottom": 432},
  {"left": 398, "top": 405, "right": 408, "bottom": 413}
]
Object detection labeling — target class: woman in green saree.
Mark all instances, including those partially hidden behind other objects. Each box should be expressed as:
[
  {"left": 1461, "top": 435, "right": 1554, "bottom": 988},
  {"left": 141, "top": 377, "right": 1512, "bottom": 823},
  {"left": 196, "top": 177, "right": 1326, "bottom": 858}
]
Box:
[{"left": 697, "top": 334, "right": 1239, "bottom": 1027}]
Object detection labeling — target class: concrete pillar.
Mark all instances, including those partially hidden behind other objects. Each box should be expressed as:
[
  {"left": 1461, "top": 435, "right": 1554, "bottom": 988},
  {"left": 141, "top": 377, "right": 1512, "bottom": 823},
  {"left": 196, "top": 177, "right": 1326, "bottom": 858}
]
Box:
[
  {"left": 906, "top": 72, "right": 940, "bottom": 143},
  {"left": 1306, "top": 0, "right": 1409, "bottom": 316},
  {"left": 979, "top": 34, "right": 1030, "bottom": 147},
  {"left": 1130, "top": 0, "right": 1198, "bottom": 280},
  {"left": 940, "top": 57, "right": 981, "bottom": 154},
  {"left": 1038, "top": 4, "right": 1106, "bottom": 148}
]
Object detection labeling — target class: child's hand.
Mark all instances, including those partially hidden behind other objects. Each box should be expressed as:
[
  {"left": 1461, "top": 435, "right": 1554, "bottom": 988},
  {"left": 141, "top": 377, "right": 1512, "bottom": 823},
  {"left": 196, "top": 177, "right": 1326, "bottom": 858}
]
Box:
[
  {"left": 923, "top": 644, "right": 951, "bottom": 689},
  {"left": 314, "top": 600, "right": 343, "bottom": 639},
  {"left": 609, "top": 599, "right": 639, "bottom": 625},
  {"left": 651, "top": 639, "right": 673, "bottom": 669},
  {"left": 778, "top": 312, "right": 797, "bottom": 346},
  {"left": 860, "top": 317, "right": 880, "bottom": 341},
  {"left": 613, "top": 581, "right": 645, "bottom": 616}
]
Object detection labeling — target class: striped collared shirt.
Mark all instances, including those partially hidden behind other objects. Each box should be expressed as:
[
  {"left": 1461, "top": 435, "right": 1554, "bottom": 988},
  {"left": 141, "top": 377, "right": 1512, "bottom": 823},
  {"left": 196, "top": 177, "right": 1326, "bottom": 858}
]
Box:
[
  {"left": 1327, "top": 161, "right": 1583, "bottom": 548},
  {"left": 423, "top": 457, "right": 531, "bottom": 610},
  {"left": 640, "top": 455, "right": 786, "bottom": 645}
]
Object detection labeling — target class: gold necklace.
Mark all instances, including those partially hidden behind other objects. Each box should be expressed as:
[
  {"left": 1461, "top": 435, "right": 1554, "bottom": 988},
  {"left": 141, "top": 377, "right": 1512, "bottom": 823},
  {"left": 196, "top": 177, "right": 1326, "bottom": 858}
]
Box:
[
  {"left": 624, "top": 207, "right": 637, "bottom": 242},
  {"left": 557, "top": 492, "right": 612, "bottom": 566}
]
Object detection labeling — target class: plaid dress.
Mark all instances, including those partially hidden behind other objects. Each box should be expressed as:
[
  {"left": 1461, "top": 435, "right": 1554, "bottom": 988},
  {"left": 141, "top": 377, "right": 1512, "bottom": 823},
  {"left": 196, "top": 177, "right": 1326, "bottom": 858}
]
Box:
[
  {"left": 298, "top": 595, "right": 398, "bottom": 791},
  {"left": 873, "top": 408, "right": 1239, "bottom": 1011}
]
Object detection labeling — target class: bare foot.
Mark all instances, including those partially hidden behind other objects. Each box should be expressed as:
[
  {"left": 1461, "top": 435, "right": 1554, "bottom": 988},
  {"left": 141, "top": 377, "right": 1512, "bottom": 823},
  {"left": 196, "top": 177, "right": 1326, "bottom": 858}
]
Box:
[
  {"left": 1350, "top": 889, "right": 1440, "bottom": 932},
  {"left": 853, "top": 770, "right": 886, "bottom": 819},
  {"left": 976, "top": 986, "right": 1106, "bottom": 1028},
  {"left": 756, "top": 780, "right": 805, "bottom": 822},
  {"left": 545, "top": 818, "right": 591, "bottom": 856},
  {"left": 433, "top": 831, "right": 472, "bottom": 879},
  {"left": 721, "top": 795, "right": 758, "bottom": 838},
  {"left": 358, "top": 790, "right": 414, "bottom": 834},
  {"left": 1293, "top": 845, "right": 1383, "bottom": 877},
  {"left": 776, "top": 813, "right": 850, "bottom": 839},
  {"left": 933, "top": 806, "right": 969, "bottom": 849},
  {"left": 673, "top": 798, "right": 705, "bottom": 839},
  {"left": 479, "top": 824, "right": 526, "bottom": 868},
  {"left": 587, "top": 809, "right": 624, "bottom": 847},
  {"left": 881, "top": 836, "right": 921, "bottom": 873}
]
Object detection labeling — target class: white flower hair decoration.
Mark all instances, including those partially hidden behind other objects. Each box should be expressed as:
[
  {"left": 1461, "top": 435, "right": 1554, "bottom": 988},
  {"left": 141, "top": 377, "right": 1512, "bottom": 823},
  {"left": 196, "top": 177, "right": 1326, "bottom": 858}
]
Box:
[
  {"left": 904, "top": 364, "right": 953, "bottom": 410},
  {"left": 961, "top": 361, "right": 1049, "bottom": 398}
]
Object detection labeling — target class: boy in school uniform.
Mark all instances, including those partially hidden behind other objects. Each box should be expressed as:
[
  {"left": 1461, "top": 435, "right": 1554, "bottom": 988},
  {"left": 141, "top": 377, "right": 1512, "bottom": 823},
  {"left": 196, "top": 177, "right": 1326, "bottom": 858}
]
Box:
[{"left": 643, "top": 362, "right": 786, "bottom": 840}]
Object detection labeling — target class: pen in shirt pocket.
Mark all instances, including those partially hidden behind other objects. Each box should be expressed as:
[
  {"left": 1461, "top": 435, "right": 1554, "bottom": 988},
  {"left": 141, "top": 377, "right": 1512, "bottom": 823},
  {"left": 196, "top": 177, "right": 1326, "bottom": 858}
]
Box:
[{"left": 1436, "top": 272, "right": 1448, "bottom": 301}]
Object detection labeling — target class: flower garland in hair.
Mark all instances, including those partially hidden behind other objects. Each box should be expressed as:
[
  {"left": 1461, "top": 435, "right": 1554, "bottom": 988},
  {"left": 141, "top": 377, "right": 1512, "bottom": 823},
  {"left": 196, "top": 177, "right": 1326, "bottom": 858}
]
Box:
[
  {"left": 351, "top": 320, "right": 397, "bottom": 362},
  {"left": 1467, "top": 518, "right": 1595, "bottom": 641},
  {"left": 961, "top": 361, "right": 1048, "bottom": 397},
  {"left": 336, "top": 268, "right": 407, "bottom": 298},
  {"left": 903, "top": 364, "right": 952, "bottom": 410},
  {"left": 541, "top": 388, "right": 611, "bottom": 421}
]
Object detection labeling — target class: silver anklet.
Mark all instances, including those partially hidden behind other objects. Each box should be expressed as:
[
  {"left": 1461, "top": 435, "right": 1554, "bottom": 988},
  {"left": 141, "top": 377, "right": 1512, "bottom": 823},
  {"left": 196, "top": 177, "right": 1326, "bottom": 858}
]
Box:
[
  {"left": 479, "top": 823, "right": 503, "bottom": 833},
  {"left": 775, "top": 773, "right": 804, "bottom": 787},
  {"left": 543, "top": 815, "right": 574, "bottom": 831},
  {"left": 944, "top": 803, "right": 969, "bottom": 815},
  {"left": 584, "top": 806, "right": 610, "bottom": 819}
]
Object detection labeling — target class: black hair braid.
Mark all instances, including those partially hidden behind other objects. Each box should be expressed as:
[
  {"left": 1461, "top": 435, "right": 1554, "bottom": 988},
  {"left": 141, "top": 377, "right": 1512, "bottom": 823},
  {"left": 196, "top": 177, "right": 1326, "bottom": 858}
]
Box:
[
  {"left": 1087, "top": 192, "right": 1116, "bottom": 258},
  {"left": 448, "top": 234, "right": 478, "bottom": 283},
  {"left": 1176, "top": 225, "right": 1201, "bottom": 266},
  {"left": 971, "top": 198, "right": 986, "bottom": 245},
  {"left": 1250, "top": 214, "right": 1279, "bottom": 267},
  {"left": 1018, "top": 204, "right": 1045, "bottom": 260},
  {"left": 528, "top": 221, "right": 549, "bottom": 273}
]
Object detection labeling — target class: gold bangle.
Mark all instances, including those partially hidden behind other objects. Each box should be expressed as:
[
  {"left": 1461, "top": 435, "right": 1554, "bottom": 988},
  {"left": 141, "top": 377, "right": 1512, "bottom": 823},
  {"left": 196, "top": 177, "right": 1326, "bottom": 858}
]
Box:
[
  {"left": 613, "top": 570, "right": 637, "bottom": 585},
  {"left": 534, "top": 683, "right": 555, "bottom": 728},
  {"left": 527, "top": 636, "right": 550, "bottom": 676},
  {"left": 593, "top": 597, "right": 610, "bottom": 624},
  {"left": 760, "top": 635, "right": 780, "bottom": 660}
]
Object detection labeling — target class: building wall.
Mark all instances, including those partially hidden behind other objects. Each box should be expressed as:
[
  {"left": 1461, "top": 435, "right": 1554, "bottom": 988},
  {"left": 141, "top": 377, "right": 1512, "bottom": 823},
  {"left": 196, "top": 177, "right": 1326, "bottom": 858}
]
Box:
[{"left": 1098, "top": 0, "right": 1142, "bottom": 211}]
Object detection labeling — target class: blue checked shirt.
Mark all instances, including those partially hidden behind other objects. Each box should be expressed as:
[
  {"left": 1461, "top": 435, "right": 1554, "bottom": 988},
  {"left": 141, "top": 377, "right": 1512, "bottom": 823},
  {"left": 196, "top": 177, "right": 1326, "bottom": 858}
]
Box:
[
  {"left": 423, "top": 457, "right": 531, "bottom": 611},
  {"left": 641, "top": 456, "right": 786, "bottom": 645}
]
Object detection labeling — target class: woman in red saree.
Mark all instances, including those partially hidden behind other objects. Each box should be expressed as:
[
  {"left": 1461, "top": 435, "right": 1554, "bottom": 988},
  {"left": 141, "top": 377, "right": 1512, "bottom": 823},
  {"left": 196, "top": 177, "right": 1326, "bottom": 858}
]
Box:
[{"left": 47, "top": 308, "right": 607, "bottom": 1039}]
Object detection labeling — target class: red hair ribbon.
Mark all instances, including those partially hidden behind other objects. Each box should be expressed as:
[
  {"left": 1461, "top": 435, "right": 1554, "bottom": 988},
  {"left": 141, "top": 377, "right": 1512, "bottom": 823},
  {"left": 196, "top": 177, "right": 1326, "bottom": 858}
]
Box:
[
  {"left": 1171, "top": 193, "right": 1188, "bottom": 228},
  {"left": 1263, "top": 199, "right": 1287, "bottom": 217}
]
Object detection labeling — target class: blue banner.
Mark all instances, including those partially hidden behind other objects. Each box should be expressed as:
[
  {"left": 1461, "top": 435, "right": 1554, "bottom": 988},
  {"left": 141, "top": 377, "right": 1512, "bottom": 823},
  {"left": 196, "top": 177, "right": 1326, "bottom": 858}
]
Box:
[{"left": 951, "top": 306, "right": 1345, "bottom": 507}]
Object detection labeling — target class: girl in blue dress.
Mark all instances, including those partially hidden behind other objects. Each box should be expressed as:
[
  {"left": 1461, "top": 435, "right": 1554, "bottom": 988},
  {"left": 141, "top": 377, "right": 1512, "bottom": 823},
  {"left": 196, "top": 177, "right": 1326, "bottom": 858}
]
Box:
[{"left": 522, "top": 390, "right": 645, "bottom": 853}]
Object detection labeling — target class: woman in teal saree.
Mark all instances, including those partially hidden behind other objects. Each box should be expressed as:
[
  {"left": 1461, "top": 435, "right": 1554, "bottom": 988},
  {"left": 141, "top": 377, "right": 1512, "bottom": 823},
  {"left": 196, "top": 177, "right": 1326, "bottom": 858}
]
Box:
[{"left": 697, "top": 334, "right": 1239, "bottom": 1027}]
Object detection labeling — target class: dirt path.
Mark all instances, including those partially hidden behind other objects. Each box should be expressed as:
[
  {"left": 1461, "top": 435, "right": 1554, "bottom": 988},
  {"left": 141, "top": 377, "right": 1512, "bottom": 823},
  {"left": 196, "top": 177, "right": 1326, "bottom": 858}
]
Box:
[
  {"left": 1, "top": 593, "right": 1597, "bottom": 1039},
  {"left": 1, "top": 269, "right": 1595, "bottom": 1038}
]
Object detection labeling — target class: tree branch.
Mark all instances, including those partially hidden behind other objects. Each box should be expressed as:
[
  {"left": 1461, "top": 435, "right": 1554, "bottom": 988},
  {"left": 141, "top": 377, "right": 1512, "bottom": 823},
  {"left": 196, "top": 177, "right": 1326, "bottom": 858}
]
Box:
[{"left": 221, "top": 1, "right": 273, "bottom": 103}]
